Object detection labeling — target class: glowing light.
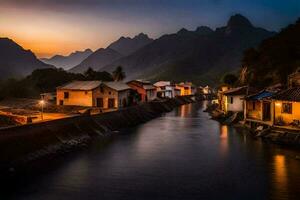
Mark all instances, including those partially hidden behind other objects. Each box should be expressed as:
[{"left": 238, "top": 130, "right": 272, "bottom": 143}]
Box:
[
  {"left": 275, "top": 102, "right": 281, "bottom": 107},
  {"left": 39, "top": 100, "right": 45, "bottom": 105}
]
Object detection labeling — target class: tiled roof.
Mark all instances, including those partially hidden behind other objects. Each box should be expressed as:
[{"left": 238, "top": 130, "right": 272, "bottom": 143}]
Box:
[
  {"left": 245, "top": 90, "right": 275, "bottom": 100},
  {"left": 272, "top": 87, "right": 300, "bottom": 102},
  {"left": 103, "top": 82, "right": 131, "bottom": 91},
  {"left": 57, "top": 81, "right": 102, "bottom": 90},
  {"left": 223, "top": 86, "right": 248, "bottom": 96}
]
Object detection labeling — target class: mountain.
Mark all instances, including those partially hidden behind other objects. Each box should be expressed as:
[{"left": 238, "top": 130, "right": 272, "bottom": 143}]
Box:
[
  {"left": 41, "top": 49, "right": 93, "bottom": 70},
  {"left": 108, "top": 33, "right": 153, "bottom": 55},
  {"left": 240, "top": 18, "right": 300, "bottom": 88},
  {"left": 103, "top": 14, "right": 275, "bottom": 85},
  {"left": 0, "top": 38, "right": 53, "bottom": 79},
  {"left": 69, "top": 33, "right": 153, "bottom": 73},
  {"left": 69, "top": 48, "right": 122, "bottom": 73}
]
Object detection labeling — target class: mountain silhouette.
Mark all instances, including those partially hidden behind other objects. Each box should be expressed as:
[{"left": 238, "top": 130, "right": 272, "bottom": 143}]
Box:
[
  {"left": 41, "top": 49, "right": 93, "bottom": 70},
  {"left": 0, "top": 38, "right": 53, "bottom": 79},
  {"left": 102, "top": 14, "right": 275, "bottom": 85},
  {"left": 69, "top": 33, "right": 153, "bottom": 73}
]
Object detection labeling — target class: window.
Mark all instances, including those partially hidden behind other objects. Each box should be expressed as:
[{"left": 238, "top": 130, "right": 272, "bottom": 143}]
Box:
[
  {"left": 100, "top": 86, "right": 104, "bottom": 93},
  {"left": 109, "top": 91, "right": 111, "bottom": 95},
  {"left": 228, "top": 96, "right": 233, "bottom": 104},
  {"left": 282, "top": 103, "right": 292, "bottom": 114},
  {"left": 64, "top": 92, "right": 69, "bottom": 99}
]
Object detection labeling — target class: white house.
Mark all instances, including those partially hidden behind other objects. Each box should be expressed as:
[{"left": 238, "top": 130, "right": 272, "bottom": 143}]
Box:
[
  {"left": 222, "top": 86, "right": 249, "bottom": 113},
  {"left": 154, "top": 81, "right": 175, "bottom": 98}
]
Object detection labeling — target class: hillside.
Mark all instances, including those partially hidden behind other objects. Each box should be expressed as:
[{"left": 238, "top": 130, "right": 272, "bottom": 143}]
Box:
[
  {"left": 103, "top": 14, "right": 275, "bottom": 85},
  {"left": 241, "top": 18, "right": 300, "bottom": 88},
  {"left": 41, "top": 49, "right": 93, "bottom": 70},
  {"left": 0, "top": 38, "right": 53, "bottom": 79},
  {"left": 69, "top": 48, "right": 122, "bottom": 73},
  {"left": 108, "top": 33, "right": 153, "bottom": 55},
  {"left": 70, "top": 33, "right": 153, "bottom": 73}
]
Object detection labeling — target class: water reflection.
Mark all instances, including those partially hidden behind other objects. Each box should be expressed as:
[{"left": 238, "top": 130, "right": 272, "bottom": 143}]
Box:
[
  {"left": 2, "top": 102, "right": 300, "bottom": 200},
  {"left": 178, "top": 103, "right": 192, "bottom": 117},
  {"left": 272, "top": 155, "right": 289, "bottom": 200},
  {"left": 219, "top": 125, "right": 228, "bottom": 156}
]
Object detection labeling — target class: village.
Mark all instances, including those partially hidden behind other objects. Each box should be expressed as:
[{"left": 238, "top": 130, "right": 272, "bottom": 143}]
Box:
[
  {"left": 211, "top": 69, "right": 300, "bottom": 140},
  {"left": 0, "top": 79, "right": 213, "bottom": 127}
]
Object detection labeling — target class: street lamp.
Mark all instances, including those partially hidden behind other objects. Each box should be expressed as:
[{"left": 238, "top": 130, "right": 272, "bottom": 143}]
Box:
[{"left": 39, "top": 100, "right": 45, "bottom": 121}]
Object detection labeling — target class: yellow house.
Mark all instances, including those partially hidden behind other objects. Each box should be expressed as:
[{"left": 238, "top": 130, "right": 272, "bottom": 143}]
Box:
[
  {"left": 244, "top": 90, "right": 275, "bottom": 126},
  {"left": 56, "top": 81, "right": 131, "bottom": 109},
  {"left": 175, "top": 82, "right": 193, "bottom": 96},
  {"left": 272, "top": 87, "right": 300, "bottom": 127}
]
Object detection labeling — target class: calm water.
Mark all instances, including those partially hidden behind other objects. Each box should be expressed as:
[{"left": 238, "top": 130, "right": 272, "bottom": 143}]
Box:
[{"left": 3, "top": 102, "right": 300, "bottom": 200}]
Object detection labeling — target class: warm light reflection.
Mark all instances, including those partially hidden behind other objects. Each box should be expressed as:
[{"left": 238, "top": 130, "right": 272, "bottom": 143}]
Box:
[
  {"left": 179, "top": 104, "right": 192, "bottom": 117},
  {"left": 272, "top": 155, "right": 288, "bottom": 199},
  {"left": 219, "top": 125, "right": 228, "bottom": 155}
]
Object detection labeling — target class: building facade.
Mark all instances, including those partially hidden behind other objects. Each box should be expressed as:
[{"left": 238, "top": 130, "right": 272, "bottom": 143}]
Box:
[
  {"left": 56, "top": 81, "right": 131, "bottom": 109},
  {"left": 127, "top": 80, "right": 157, "bottom": 102}
]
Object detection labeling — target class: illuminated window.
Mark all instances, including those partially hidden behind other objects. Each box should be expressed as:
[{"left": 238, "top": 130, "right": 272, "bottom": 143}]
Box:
[{"left": 282, "top": 103, "right": 292, "bottom": 114}]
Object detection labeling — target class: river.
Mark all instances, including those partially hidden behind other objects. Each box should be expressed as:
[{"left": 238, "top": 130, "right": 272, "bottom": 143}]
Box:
[{"left": 2, "top": 102, "right": 300, "bottom": 200}]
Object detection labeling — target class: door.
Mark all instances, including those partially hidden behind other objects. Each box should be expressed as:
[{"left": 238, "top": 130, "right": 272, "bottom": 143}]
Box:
[
  {"left": 263, "top": 102, "right": 271, "bottom": 121},
  {"left": 96, "top": 98, "right": 103, "bottom": 107},
  {"left": 108, "top": 98, "right": 115, "bottom": 108}
]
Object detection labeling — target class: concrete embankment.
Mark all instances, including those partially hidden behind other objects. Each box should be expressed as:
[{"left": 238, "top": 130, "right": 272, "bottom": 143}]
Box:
[{"left": 0, "top": 96, "right": 193, "bottom": 173}]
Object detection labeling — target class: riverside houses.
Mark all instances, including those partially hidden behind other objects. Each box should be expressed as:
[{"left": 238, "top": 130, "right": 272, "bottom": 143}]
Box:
[
  {"left": 154, "top": 81, "right": 174, "bottom": 98},
  {"left": 127, "top": 80, "right": 157, "bottom": 102},
  {"left": 222, "top": 86, "right": 249, "bottom": 113},
  {"left": 56, "top": 81, "right": 131, "bottom": 109},
  {"left": 244, "top": 90, "right": 276, "bottom": 126},
  {"left": 175, "top": 82, "right": 194, "bottom": 96},
  {"left": 272, "top": 87, "right": 300, "bottom": 128}
]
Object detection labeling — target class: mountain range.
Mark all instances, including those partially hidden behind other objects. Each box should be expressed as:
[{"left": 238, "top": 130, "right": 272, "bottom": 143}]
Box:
[
  {"left": 0, "top": 14, "right": 276, "bottom": 85},
  {"left": 69, "top": 33, "right": 153, "bottom": 73},
  {"left": 41, "top": 49, "right": 93, "bottom": 70},
  {"left": 0, "top": 38, "right": 53, "bottom": 79},
  {"left": 102, "top": 14, "right": 276, "bottom": 85}
]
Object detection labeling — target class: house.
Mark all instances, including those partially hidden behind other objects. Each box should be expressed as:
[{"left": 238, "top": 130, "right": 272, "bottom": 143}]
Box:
[
  {"left": 175, "top": 82, "right": 193, "bottom": 96},
  {"left": 272, "top": 87, "right": 300, "bottom": 127},
  {"left": 127, "top": 80, "right": 157, "bottom": 102},
  {"left": 288, "top": 69, "right": 300, "bottom": 88},
  {"left": 222, "top": 86, "right": 249, "bottom": 113},
  {"left": 244, "top": 90, "right": 276, "bottom": 126},
  {"left": 56, "top": 81, "right": 131, "bottom": 109},
  {"left": 101, "top": 82, "right": 132, "bottom": 108},
  {"left": 203, "top": 86, "right": 212, "bottom": 95},
  {"left": 154, "top": 81, "right": 174, "bottom": 98},
  {"left": 217, "top": 84, "right": 231, "bottom": 111}
]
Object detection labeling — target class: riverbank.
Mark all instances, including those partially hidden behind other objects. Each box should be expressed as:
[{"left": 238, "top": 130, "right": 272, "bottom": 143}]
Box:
[
  {"left": 205, "top": 103, "right": 300, "bottom": 148},
  {"left": 0, "top": 96, "right": 194, "bottom": 175}
]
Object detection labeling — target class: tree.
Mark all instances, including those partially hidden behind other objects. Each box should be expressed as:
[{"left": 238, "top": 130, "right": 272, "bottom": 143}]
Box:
[
  {"left": 222, "top": 73, "right": 238, "bottom": 86},
  {"left": 112, "top": 66, "right": 126, "bottom": 81}
]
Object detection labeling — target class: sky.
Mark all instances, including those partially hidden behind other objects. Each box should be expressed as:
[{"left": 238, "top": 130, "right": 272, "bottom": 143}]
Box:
[{"left": 0, "top": 0, "right": 299, "bottom": 58}]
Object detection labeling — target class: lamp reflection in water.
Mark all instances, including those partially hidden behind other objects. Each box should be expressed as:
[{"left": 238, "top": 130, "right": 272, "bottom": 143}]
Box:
[
  {"left": 272, "top": 154, "right": 289, "bottom": 199},
  {"left": 219, "top": 125, "right": 228, "bottom": 156},
  {"left": 179, "top": 104, "right": 192, "bottom": 117}
]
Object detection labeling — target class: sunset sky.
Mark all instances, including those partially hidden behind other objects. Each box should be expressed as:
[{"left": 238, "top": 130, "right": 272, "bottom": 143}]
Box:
[{"left": 0, "top": 0, "right": 299, "bottom": 58}]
